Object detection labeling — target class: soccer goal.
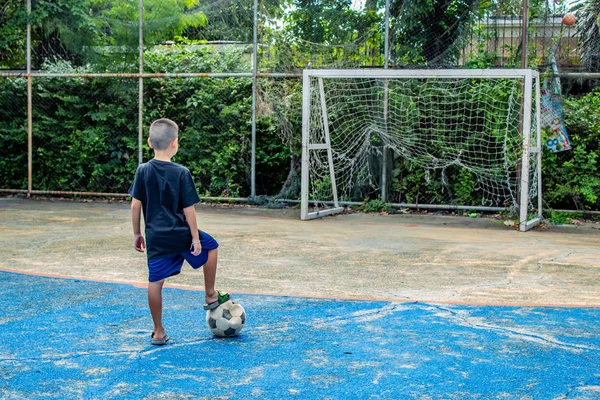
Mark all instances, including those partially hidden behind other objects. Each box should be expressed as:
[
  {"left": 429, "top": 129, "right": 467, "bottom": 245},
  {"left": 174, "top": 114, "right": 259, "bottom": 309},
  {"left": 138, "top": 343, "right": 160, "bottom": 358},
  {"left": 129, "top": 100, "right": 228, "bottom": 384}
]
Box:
[{"left": 301, "top": 69, "right": 543, "bottom": 232}]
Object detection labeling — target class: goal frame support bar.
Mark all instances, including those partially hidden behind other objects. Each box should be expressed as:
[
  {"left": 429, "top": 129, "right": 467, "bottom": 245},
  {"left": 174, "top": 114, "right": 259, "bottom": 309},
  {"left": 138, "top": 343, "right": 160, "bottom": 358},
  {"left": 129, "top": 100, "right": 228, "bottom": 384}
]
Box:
[
  {"left": 301, "top": 69, "right": 543, "bottom": 231},
  {"left": 302, "top": 69, "right": 539, "bottom": 79}
]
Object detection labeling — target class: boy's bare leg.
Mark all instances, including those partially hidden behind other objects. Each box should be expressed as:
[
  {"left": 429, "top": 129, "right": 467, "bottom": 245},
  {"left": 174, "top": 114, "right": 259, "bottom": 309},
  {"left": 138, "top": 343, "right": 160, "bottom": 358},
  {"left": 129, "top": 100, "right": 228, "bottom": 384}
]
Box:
[
  {"left": 203, "top": 249, "right": 218, "bottom": 304},
  {"left": 148, "top": 279, "right": 167, "bottom": 339}
]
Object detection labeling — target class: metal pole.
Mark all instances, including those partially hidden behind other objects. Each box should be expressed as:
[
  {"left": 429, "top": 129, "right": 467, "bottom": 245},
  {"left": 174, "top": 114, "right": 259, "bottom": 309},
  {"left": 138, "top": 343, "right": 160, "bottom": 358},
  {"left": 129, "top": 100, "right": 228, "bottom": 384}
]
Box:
[
  {"left": 381, "top": 146, "right": 388, "bottom": 202},
  {"left": 250, "top": 0, "right": 258, "bottom": 200},
  {"left": 317, "top": 78, "right": 340, "bottom": 208},
  {"left": 138, "top": 0, "right": 144, "bottom": 165},
  {"left": 2, "top": 70, "right": 552, "bottom": 79},
  {"left": 519, "top": 71, "right": 534, "bottom": 231},
  {"left": 27, "top": 0, "right": 32, "bottom": 198},
  {"left": 521, "top": 0, "right": 529, "bottom": 68},
  {"left": 381, "top": 0, "right": 390, "bottom": 202},
  {"left": 384, "top": 0, "right": 390, "bottom": 69},
  {"left": 0, "top": 72, "right": 304, "bottom": 78},
  {"left": 300, "top": 71, "right": 311, "bottom": 220},
  {"left": 515, "top": 0, "right": 529, "bottom": 217},
  {"left": 535, "top": 76, "right": 542, "bottom": 218}
]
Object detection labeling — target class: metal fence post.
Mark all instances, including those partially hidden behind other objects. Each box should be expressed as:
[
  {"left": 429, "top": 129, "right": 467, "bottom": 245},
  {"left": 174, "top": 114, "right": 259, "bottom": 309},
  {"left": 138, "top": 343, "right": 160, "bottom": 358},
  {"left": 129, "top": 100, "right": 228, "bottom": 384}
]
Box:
[
  {"left": 27, "top": 0, "right": 32, "bottom": 198},
  {"left": 384, "top": 0, "right": 390, "bottom": 69},
  {"left": 516, "top": 0, "right": 529, "bottom": 218},
  {"left": 250, "top": 0, "right": 258, "bottom": 200},
  {"left": 138, "top": 0, "right": 144, "bottom": 165},
  {"left": 381, "top": 0, "right": 390, "bottom": 202},
  {"left": 521, "top": 0, "right": 529, "bottom": 68}
]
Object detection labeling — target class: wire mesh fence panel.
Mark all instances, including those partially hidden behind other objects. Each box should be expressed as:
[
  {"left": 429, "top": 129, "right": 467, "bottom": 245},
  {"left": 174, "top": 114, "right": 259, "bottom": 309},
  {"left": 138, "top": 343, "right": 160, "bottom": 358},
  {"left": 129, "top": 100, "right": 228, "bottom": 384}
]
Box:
[
  {"left": 32, "top": 78, "right": 139, "bottom": 193},
  {"left": 573, "top": 0, "right": 600, "bottom": 72},
  {"left": 459, "top": 1, "right": 585, "bottom": 70},
  {"left": 143, "top": 43, "right": 252, "bottom": 74},
  {"left": 255, "top": 77, "right": 303, "bottom": 198},
  {"left": 543, "top": 76, "right": 600, "bottom": 211},
  {"left": 390, "top": 0, "right": 483, "bottom": 68},
  {"left": 0, "top": 77, "right": 28, "bottom": 190},
  {"left": 184, "top": 0, "right": 254, "bottom": 44},
  {"left": 2, "top": 1, "right": 159, "bottom": 74},
  {"left": 147, "top": 0, "right": 255, "bottom": 74},
  {"left": 258, "top": 0, "right": 386, "bottom": 73},
  {"left": 143, "top": 77, "right": 253, "bottom": 197},
  {"left": 529, "top": 3, "right": 580, "bottom": 69},
  {"left": 463, "top": 1, "right": 525, "bottom": 68},
  {"left": 29, "top": 0, "right": 140, "bottom": 73},
  {"left": 0, "top": 1, "right": 27, "bottom": 70}
]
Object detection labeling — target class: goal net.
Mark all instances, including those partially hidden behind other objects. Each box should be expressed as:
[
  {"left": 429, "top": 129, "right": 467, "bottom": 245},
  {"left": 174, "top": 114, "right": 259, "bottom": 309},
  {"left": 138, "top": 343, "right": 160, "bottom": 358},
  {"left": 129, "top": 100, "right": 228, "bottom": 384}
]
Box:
[{"left": 301, "top": 69, "right": 542, "bottom": 231}]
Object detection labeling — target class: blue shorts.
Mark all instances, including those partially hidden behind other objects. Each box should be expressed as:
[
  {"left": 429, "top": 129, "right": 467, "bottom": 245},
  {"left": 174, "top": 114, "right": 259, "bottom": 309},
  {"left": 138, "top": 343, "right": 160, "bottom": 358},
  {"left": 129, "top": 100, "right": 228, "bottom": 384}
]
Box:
[{"left": 148, "top": 231, "right": 219, "bottom": 282}]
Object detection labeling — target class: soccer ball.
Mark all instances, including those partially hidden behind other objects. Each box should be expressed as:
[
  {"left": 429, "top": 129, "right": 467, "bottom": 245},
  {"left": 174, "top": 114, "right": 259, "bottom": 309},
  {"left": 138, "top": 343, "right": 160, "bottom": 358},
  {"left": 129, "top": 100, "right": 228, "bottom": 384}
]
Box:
[{"left": 206, "top": 300, "right": 246, "bottom": 337}]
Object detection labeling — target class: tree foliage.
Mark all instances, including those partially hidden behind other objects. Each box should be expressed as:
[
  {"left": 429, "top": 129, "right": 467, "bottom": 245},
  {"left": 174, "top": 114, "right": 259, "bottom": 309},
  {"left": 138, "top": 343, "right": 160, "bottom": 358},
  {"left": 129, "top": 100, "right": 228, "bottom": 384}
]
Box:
[
  {"left": 543, "top": 88, "right": 600, "bottom": 210},
  {"left": 0, "top": 0, "right": 208, "bottom": 69},
  {"left": 0, "top": 0, "right": 28, "bottom": 68},
  {"left": 0, "top": 48, "right": 290, "bottom": 196},
  {"left": 389, "top": 0, "right": 478, "bottom": 66}
]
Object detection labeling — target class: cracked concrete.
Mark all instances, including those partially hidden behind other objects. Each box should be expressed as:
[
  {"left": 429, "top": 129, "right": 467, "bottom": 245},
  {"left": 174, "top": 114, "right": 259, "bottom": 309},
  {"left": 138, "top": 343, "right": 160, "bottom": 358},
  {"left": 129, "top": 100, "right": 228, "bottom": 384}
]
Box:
[{"left": 1, "top": 197, "right": 599, "bottom": 306}]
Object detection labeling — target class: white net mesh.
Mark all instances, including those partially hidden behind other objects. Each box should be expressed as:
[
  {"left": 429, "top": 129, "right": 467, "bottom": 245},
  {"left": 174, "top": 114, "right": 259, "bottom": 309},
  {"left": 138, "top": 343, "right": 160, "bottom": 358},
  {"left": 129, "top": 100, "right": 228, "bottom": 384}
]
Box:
[{"left": 304, "top": 72, "right": 540, "bottom": 216}]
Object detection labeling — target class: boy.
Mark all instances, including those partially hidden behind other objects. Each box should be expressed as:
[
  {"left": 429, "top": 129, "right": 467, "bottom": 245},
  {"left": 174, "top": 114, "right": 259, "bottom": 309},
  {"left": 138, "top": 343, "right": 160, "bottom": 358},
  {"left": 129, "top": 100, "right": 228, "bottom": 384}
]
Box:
[{"left": 129, "top": 118, "right": 230, "bottom": 346}]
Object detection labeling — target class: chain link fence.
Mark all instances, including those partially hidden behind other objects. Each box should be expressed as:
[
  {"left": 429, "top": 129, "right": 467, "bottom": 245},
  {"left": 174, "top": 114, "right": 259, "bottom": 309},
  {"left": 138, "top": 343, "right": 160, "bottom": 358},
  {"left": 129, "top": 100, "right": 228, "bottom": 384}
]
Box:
[
  {"left": 1, "top": 0, "right": 599, "bottom": 212},
  {"left": 31, "top": 77, "right": 138, "bottom": 193},
  {"left": 144, "top": 76, "right": 254, "bottom": 197},
  {"left": 0, "top": 77, "right": 28, "bottom": 191}
]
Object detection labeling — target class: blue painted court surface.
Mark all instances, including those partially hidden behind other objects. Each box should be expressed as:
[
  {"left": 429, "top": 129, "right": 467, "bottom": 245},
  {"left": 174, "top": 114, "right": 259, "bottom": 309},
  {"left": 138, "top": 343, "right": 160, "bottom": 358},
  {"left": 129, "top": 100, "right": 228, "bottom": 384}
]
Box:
[{"left": 1, "top": 271, "right": 600, "bottom": 399}]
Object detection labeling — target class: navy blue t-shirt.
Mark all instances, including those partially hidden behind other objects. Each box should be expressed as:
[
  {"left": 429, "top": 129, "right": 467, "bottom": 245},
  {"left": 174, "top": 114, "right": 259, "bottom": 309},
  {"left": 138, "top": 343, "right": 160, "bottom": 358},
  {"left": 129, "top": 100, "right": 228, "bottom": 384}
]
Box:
[{"left": 128, "top": 159, "right": 201, "bottom": 260}]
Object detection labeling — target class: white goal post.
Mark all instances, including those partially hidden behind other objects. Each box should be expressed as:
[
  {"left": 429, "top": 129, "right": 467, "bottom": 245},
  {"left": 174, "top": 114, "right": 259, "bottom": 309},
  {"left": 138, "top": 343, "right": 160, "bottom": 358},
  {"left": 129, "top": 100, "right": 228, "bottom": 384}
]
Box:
[{"left": 301, "top": 69, "right": 543, "bottom": 232}]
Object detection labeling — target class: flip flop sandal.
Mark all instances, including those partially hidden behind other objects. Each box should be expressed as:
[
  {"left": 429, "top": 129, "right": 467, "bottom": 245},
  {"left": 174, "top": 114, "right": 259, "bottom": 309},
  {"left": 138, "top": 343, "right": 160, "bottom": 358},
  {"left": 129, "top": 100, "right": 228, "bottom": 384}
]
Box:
[
  {"left": 151, "top": 332, "right": 169, "bottom": 346},
  {"left": 203, "top": 291, "right": 231, "bottom": 310}
]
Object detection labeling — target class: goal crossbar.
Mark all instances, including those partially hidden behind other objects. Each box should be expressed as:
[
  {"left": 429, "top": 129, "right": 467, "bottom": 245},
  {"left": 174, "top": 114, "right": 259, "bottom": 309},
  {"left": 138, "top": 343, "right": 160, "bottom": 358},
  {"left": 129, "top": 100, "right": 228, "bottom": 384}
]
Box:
[{"left": 302, "top": 69, "right": 539, "bottom": 80}]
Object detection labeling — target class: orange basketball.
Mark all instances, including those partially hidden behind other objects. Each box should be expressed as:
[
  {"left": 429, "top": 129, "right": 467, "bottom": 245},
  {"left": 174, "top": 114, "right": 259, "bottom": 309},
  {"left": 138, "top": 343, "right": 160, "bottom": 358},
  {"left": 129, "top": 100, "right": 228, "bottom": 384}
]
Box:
[{"left": 563, "top": 13, "right": 576, "bottom": 26}]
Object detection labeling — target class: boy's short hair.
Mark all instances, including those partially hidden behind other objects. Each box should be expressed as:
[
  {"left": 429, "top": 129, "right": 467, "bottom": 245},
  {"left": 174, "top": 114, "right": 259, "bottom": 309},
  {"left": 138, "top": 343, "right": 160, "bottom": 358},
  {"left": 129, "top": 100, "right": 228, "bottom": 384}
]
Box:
[{"left": 149, "top": 118, "right": 179, "bottom": 150}]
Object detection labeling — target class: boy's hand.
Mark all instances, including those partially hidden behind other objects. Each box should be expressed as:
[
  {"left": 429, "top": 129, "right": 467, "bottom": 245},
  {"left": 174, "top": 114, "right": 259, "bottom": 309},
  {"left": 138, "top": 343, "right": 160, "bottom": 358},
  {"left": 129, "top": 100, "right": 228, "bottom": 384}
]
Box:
[
  {"left": 191, "top": 240, "right": 202, "bottom": 256},
  {"left": 134, "top": 234, "right": 146, "bottom": 252}
]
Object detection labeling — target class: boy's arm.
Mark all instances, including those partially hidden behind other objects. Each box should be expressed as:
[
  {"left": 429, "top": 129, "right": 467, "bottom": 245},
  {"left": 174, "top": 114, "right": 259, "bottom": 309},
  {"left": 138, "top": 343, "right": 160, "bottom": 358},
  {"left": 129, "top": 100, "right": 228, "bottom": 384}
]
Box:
[
  {"left": 131, "top": 198, "right": 146, "bottom": 252},
  {"left": 183, "top": 205, "right": 201, "bottom": 256}
]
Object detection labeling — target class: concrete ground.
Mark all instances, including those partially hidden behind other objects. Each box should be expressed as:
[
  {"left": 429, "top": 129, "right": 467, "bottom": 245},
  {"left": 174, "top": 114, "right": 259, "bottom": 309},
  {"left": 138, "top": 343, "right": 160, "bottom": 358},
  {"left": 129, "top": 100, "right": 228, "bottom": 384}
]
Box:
[
  {"left": 1, "top": 197, "right": 599, "bottom": 307},
  {"left": 2, "top": 197, "right": 600, "bottom": 399}
]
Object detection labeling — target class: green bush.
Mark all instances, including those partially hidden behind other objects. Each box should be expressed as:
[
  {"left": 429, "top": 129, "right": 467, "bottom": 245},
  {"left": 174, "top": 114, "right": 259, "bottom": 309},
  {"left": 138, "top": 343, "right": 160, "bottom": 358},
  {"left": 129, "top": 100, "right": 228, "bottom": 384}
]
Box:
[
  {"left": 362, "top": 197, "right": 393, "bottom": 213},
  {"left": 546, "top": 211, "right": 584, "bottom": 225},
  {"left": 32, "top": 72, "right": 139, "bottom": 193},
  {"left": 542, "top": 88, "right": 600, "bottom": 210},
  {"left": 1, "top": 49, "right": 599, "bottom": 210},
  {"left": 0, "top": 78, "right": 27, "bottom": 189},
  {"left": 0, "top": 48, "right": 291, "bottom": 196}
]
